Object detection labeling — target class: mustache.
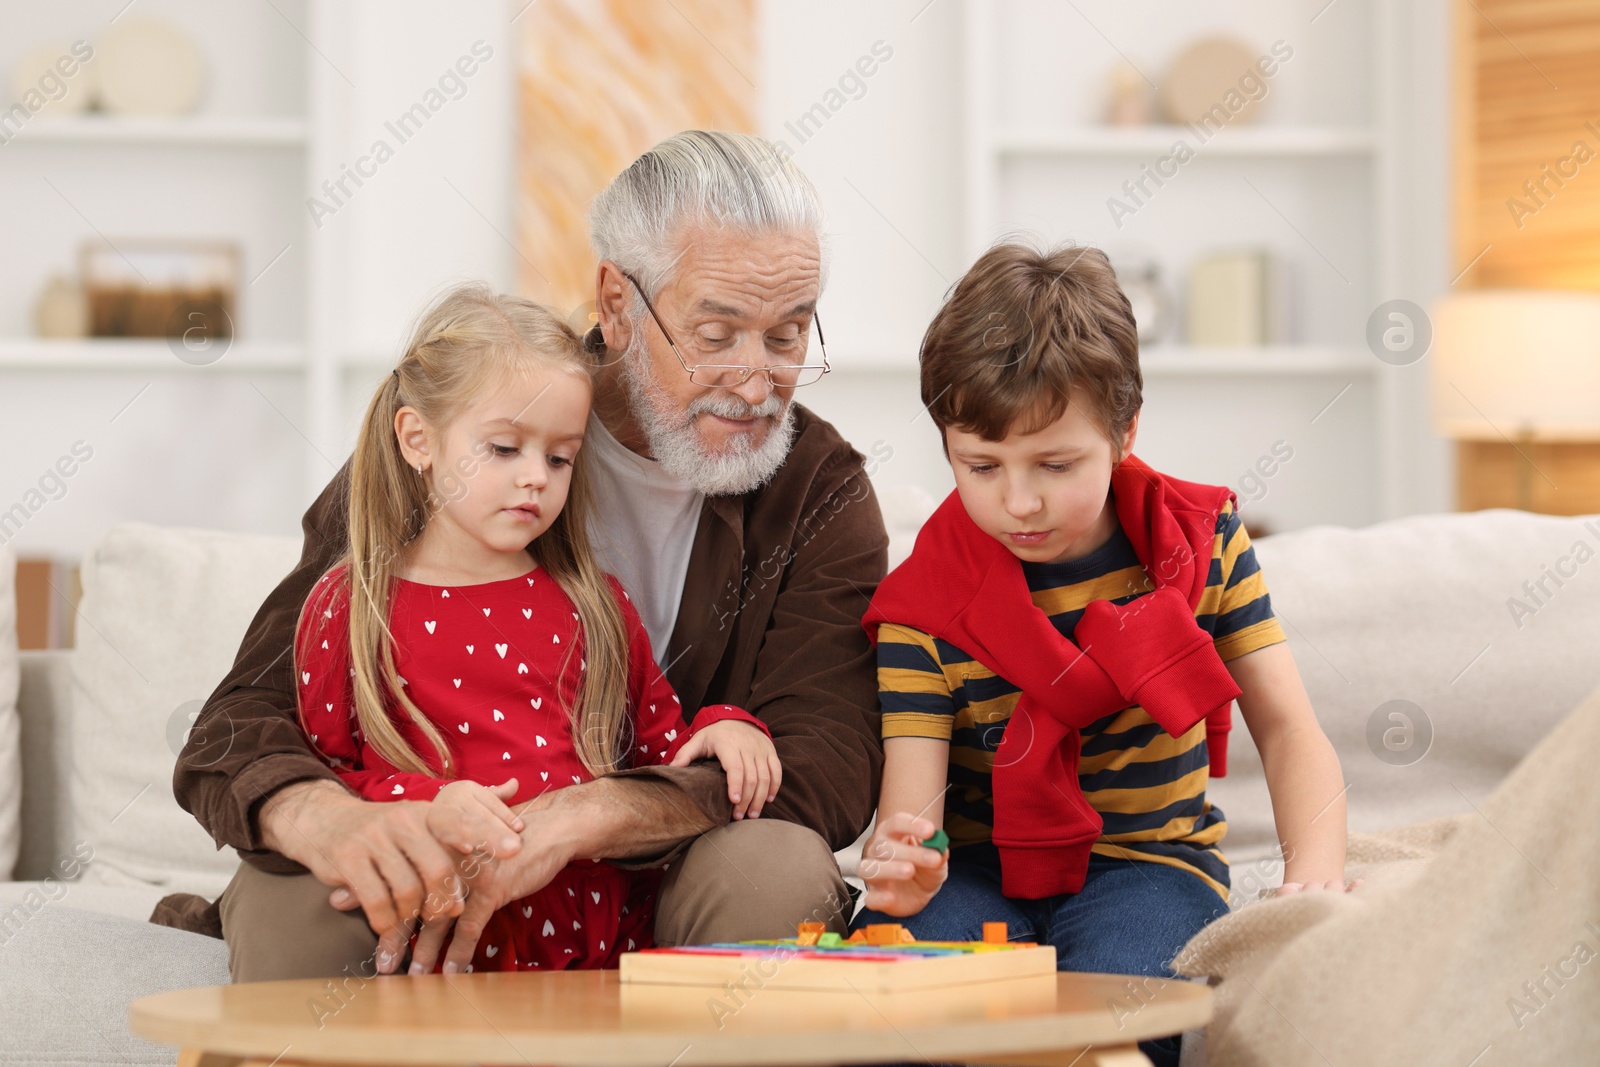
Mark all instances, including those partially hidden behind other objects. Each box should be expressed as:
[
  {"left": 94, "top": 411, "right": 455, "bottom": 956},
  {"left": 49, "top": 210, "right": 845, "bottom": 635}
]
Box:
[{"left": 688, "top": 391, "right": 786, "bottom": 421}]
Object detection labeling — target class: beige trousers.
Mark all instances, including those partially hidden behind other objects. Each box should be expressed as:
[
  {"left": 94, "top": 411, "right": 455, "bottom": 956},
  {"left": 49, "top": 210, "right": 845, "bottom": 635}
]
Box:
[{"left": 219, "top": 818, "right": 852, "bottom": 982}]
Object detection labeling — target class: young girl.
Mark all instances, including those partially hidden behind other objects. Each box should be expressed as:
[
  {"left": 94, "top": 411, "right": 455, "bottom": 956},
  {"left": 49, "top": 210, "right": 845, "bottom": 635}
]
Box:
[{"left": 292, "top": 282, "right": 780, "bottom": 973}]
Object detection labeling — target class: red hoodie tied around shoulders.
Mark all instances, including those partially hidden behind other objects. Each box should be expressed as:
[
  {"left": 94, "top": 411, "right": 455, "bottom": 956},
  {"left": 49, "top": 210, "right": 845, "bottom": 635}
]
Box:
[{"left": 861, "top": 454, "right": 1243, "bottom": 899}]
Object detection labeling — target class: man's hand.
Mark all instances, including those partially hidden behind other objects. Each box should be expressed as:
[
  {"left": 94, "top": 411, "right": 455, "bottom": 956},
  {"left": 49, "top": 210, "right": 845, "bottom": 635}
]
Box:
[
  {"left": 858, "top": 812, "right": 948, "bottom": 917},
  {"left": 405, "top": 772, "right": 718, "bottom": 974},
  {"left": 408, "top": 791, "right": 581, "bottom": 974},
  {"left": 259, "top": 779, "right": 520, "bottom": 973}
]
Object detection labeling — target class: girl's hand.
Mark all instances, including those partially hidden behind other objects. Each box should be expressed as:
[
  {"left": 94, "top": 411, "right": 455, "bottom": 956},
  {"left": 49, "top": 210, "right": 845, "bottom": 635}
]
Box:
[
  {"left": 426, "top": 779, "right": 525, "bottom": 854},
  {"left": 1275, "top": 877, "right": 1364, "bottom": 897},
  {"left": 859, "top": 812, "right": 949, "bottom": 918},
  {"left": 669, "top": 721, "right": 781, "bottom": 820}
]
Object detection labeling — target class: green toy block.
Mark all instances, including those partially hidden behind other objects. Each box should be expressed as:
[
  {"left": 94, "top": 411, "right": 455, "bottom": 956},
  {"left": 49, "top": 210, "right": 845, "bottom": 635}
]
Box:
[
  {"left": 920, "top": 829, "right": 949, "bottom": 854},
  {"left": 816, "top": 932, "right": 844, "bottom": 948}
]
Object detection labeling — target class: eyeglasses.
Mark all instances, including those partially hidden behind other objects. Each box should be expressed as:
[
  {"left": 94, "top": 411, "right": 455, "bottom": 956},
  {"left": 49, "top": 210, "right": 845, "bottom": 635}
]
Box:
[{"left": 621, "top": 270, "right": 830, "bottom": 389}]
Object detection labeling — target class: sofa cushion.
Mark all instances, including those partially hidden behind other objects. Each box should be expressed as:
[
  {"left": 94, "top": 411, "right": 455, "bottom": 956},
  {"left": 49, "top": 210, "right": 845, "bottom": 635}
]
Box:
[
  {"left": 1210, "top": 509, "right": 1600, "bottom": 885},
  {"left": 0, "top": 879, "right": 169, "bottom": 923},
  {"left": 0, "top": 541, "right": 18, "bottom": 880},
  {"left": 70, "top": 523, "right": 302, "bottom": 899},
  {"left": 0, "top": 904, "right": 228, "bottom": 1065}
]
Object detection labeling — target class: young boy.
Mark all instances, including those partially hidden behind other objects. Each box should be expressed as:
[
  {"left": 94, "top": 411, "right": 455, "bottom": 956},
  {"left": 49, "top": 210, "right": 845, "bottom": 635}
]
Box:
[{"left": 855, "top": 242, "right": 1353, "bottom": 1067}]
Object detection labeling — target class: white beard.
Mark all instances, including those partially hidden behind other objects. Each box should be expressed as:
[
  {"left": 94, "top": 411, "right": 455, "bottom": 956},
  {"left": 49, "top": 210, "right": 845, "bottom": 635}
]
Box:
[{"left": 619, "top": 331, "right": 798, "bottom": 496}]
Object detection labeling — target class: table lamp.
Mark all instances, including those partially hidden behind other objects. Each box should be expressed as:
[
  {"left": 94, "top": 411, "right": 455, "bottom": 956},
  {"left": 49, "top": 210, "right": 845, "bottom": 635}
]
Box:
[{"left": 1431, "top": 290, "right": 1600, "bottom": 514}]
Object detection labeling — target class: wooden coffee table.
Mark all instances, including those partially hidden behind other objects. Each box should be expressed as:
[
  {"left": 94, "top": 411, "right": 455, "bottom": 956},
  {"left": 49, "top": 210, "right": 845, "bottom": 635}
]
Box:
[{"left": 131, "top": 970, "right": 1210, "bottom": 1067}]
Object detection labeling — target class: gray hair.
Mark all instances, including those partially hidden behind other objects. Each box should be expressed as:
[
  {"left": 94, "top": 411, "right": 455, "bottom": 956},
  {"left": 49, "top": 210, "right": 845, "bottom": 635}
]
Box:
[{"left": 588, "top": 130, "right": 829, "bottom": 302}]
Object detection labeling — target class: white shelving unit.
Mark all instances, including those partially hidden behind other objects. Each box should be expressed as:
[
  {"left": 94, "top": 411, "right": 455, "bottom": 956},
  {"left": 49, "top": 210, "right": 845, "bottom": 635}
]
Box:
[
  {"left": 826, "top": 343, "right": 1380, "bottom": 377},
  {"left": 1137, "top": 345, "right": 1380, "bottom": 376},
  {"left": 958, "top": 0, "right": 1410, "bottom": 528},
  {"left": 8, "top": 115, "right": 309, "bottom": 147},
  {"left": 1, "top": 2, "right": 518, "bottom": 557},
  {"left": 0, "top": 0, "right": 340, "bottom": 527},
  {"left": 994, "top": 126, "right": 1376, "bottom": 158},
  {"left": 0, "top": 338, "right": 305, "bottom": 371},
  {"left": 0, "top": 0, "right": 1440, "bottom": 552}
]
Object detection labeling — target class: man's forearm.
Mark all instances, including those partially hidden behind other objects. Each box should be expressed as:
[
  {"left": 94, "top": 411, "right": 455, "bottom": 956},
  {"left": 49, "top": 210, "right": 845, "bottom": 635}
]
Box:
[
  {"left": 519, "top": 772, "right": 719, "bottom": 865},
  {"left": 258, "top": 777, "right": 357, "bottom": 865}
]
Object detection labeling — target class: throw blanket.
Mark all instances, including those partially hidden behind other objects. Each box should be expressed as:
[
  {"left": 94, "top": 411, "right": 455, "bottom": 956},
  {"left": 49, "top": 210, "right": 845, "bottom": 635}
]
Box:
[{"left": 1175, "top": 681, "right": 1600, "bottom": 1065}]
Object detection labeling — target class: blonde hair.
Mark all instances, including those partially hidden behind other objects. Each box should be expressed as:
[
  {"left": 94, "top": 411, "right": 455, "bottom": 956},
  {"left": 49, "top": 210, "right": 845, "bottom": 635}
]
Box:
[{"left": 295, "top": 282, "right": 632, "bottom": 780}]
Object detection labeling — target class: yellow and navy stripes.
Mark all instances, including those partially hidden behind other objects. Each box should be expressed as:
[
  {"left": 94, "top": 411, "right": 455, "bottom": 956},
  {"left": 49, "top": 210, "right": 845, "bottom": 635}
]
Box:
[{"left": 878, "top": 499, "right": 1284, "bottom": 902}]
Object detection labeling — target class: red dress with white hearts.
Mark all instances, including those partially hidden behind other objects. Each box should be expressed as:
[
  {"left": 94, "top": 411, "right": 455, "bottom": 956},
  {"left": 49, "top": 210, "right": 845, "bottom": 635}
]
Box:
[{"left": 292, "top": 562, "right": 764, "bottom": 971}]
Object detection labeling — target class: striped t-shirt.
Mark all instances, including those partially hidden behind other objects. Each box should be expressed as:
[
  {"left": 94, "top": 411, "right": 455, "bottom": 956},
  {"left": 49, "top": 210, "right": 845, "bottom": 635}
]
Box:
[{"left": 877, "top": 498, "right": 1284, "bottom": 902}]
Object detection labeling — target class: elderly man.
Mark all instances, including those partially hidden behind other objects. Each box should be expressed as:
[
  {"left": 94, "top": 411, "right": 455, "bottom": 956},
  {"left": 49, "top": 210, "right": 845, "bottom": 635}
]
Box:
[{"left": 154, "top": 130, "right": 888, "bottom": 980}]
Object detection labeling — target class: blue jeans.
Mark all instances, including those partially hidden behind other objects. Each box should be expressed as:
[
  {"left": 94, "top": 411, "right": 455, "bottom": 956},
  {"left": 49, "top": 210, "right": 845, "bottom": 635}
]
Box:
[{"left": 852, "top": 854, "right": 1228, "bottom": 1067}]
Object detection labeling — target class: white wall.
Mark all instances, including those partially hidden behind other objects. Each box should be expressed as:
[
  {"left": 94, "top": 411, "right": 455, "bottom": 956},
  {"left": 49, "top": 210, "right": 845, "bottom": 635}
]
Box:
[
  {"left": 758, "top": 0, "right": 967, "bottom": 507},
  {"left": 1384, "top": 0, "right": 1455, "bottom": 518},
  {"left": 306, "top": 0, "right": 515, "bottom": 472},
  {"left": 314, "top": 2, "right": 515, "bottom": 367}
]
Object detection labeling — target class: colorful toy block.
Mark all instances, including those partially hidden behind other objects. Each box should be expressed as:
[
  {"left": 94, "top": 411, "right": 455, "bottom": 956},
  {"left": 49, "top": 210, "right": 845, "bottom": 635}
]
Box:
[{"left": 865, "top": 923, "right": 905, "bottom": 945}]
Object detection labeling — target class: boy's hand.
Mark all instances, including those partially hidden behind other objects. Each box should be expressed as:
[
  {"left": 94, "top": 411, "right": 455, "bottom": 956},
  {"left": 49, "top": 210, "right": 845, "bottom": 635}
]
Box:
[
  {"left": 859, "top": 812, "right": 949, "bottom": 917},
  {"left": 426, "top": 778, "right": 525, "bottom": 855},
  {"left": 1275, "top": 877, "right": 1364, "bottom": 896},
  {"left": 669, "top": 721, "right": 781, "bottom": 820}
]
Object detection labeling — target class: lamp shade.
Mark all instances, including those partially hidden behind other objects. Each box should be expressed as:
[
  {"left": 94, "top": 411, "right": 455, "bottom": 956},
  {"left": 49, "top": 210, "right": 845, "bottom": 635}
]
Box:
[{"left": 1431, "top": 290, "right": 1600, "bottom": 440}]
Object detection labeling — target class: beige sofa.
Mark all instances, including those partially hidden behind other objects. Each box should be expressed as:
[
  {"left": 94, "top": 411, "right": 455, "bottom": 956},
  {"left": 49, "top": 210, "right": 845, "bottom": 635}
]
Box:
[
  {"left": 0, "top": 525, "right": 299, "bottom": 1066},
  {"left": 3, "top": 507, "right": 1599, "bottom": 1066}
]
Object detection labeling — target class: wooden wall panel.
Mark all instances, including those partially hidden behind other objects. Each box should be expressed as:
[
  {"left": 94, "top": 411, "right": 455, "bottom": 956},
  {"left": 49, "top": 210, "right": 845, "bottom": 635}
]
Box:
[{"left": 1458, "top": 0, "right": 1600, "bottom": 289}]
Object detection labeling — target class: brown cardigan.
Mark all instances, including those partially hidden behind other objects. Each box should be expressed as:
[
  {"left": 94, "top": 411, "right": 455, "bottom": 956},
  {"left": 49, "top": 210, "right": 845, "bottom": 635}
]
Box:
[{"left": 155, "top": 403, "right": 888, "bottom": 936}]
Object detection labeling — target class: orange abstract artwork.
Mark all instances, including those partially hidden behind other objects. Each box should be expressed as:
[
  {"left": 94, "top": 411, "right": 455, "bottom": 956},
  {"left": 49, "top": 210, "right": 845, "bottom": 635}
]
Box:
[{"left": 515, "top": 0, "right": 757, "bottom": 319}]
